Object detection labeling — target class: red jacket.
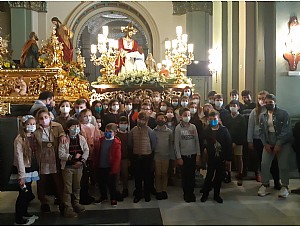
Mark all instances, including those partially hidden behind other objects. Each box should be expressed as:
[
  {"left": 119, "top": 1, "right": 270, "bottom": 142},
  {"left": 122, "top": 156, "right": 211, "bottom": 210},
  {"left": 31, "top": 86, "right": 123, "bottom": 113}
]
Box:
[{"left": 94, "top": 136, "right": 121, "bottom": 174}]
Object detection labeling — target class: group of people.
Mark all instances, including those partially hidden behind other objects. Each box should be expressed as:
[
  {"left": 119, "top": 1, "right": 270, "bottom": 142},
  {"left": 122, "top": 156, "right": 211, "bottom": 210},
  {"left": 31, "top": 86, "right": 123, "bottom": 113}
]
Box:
[{"left": 11, "top": 86, "right": 298, "bottom": 225}]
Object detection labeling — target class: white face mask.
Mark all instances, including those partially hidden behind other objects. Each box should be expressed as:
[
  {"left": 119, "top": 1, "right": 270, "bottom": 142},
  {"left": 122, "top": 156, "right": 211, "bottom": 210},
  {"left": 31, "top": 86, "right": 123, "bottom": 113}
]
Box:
[
  {"left": 184, "top": 91, "right": 191, "bottom": 97},
  {"left": 230, "top": 107, "right": 239, "bottom": 113},
  {"left": 69, "top": 127, "right": 80, "bottom": 137},
  {"left": 119, "top": 124, "right": 128, "bottom": 131},
  {"left": 26, "top": 125, "right": 36, "bottom": 133},
  {"left": 60, "top": 106, "right": 70, "bottom": 114},
  {"left": 125, "top": 104, "right": 132, "bottom": 111},
  {"left": 192, "top": 99, "right": 200, "bottom": 105},
  {"left": 112, "top": 105, "right": 119, "bottom": 111},
  {"left": 103, "top": 105, "right": 108, "bottom": 110},
  {"left": 209, "top": 99, "right": 215, "bottom": 105},
  {"left": 166, "top": 113, "right": 174, "bottom": 118},
  {"left": 160, "top": 106, "right": 167, "bottom": 112},
  {"left": 215, "top": 101, "right": 223, "bottom": 108},
  {"left": 153, "top": 97, "right": 160, "bottom": 102},
  {"left": 189, "top": 108, "right": 197, "bottom": 114},
  {"left": 97, "top": 122, "right": 102, "bottom": 129},
  {"left": 182, "top": 116, "right": 191, "bottom": 123},
  {"left": 181, "top": 101, "right": 188, "bottom": 107}
]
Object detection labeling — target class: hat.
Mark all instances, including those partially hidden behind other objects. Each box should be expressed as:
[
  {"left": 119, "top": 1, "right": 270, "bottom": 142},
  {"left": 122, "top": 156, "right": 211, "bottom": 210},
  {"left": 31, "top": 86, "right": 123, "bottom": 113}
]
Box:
[{"left": 22, "top": 115, "right": 35, "bottom": 123}]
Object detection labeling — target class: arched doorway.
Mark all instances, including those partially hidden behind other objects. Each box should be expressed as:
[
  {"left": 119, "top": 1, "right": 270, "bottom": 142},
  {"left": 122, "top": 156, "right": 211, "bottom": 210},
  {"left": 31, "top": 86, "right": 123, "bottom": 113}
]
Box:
[{"left": 65, "top": 2, "right": 159, "bottom": 83}]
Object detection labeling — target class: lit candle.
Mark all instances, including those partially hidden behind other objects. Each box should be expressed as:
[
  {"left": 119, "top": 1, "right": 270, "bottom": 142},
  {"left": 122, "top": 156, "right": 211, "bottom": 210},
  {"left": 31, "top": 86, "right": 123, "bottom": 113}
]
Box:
[
  {"left": 188, "top": 44, "right": 194, "bottom": 53},
  {"left": 165, "top": 41, "right": 171, "bottom": 50},
  {"left": 172, "top": 39, "right": 177, "bottom": 49},
  {"left": 102, "top": 26, "right": 109, "bottom": 37},
  {"left": 182, "top": 34, "right": 188, "bottom": 43},
  {"left": 91, "top": 44, "right": 97, "bottom": 54},
  {"left": 98, "top": 34, "right": 105, "bottom": 43},
  {"left": 176, "top": 26, "right": 182, "bottom": 36},
  {"left": 113, "top": 40, "right": 118, "bottom": 49},
  {"left": 108, "top": 39, "right": 114, "bottom": 49}
]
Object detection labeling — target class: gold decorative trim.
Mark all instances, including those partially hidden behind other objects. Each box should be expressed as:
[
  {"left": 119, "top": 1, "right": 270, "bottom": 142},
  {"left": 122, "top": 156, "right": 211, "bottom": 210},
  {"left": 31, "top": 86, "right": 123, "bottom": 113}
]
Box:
[
  {"left": 172, "top": 1, "right": 212, "bottom": 15},
  {"left": 0, "top": 102, "right": 10, "bottom": 115}
]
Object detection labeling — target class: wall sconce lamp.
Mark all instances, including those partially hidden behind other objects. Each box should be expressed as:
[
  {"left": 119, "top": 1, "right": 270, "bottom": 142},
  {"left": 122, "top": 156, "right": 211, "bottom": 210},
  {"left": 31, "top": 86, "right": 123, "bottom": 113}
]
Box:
[{"left": 208, "top": 48, "right": 222, "bottom": 82}]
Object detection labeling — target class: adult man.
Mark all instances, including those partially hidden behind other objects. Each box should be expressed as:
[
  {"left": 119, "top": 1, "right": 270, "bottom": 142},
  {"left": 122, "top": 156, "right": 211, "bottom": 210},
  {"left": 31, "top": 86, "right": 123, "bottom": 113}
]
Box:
[
  {"left": 116, "top": 22, "right": 138, "bottom": 74},
  {"left": 51, "top": 17, "right": 73, "bottom": 63},
  {"left": 29, "top": 91, "right": 54, "bottom": 117},
  {"left": 20, "top": 32, "right": 39, "bottom": 68}
]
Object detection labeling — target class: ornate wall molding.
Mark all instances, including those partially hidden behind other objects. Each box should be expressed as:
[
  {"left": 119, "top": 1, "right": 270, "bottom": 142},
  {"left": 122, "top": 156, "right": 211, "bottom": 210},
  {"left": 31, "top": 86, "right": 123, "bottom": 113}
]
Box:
[
  {"left": 172, "top": 1, "right": 212, "bottom": 15},
  {"left": 8, "top": 1, "right": 47, "bottom": 12}
]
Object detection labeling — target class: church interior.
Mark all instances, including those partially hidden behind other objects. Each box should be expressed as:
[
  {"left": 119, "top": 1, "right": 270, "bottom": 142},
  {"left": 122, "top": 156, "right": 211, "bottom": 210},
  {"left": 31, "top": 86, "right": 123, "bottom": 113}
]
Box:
[{"left": 0, "top": 1, "right": 300, "bottom": 226}]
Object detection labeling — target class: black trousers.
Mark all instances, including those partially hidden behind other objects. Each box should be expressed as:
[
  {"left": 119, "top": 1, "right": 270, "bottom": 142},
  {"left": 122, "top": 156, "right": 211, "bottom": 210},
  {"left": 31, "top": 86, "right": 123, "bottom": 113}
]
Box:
[
  {"left": 202, "top": 157, "right": 224, "bottom": 196},
  {"left": 96, "top": 168, "right": 116, "bottom": 200},
  {"left": 15, "top": 182, "right": 32, "bottom": 222},
  {"left": 80, "top": 160, "right": 93, "bottom": 200},
  {"left": 181, "top": 154, "right": 196, "bottom": 196},
  {"left": 132, "top": 154, "right": 153, "bottom": 197},
  {"left": 253, "top": 139, "right": 280, "bottom": 182}
]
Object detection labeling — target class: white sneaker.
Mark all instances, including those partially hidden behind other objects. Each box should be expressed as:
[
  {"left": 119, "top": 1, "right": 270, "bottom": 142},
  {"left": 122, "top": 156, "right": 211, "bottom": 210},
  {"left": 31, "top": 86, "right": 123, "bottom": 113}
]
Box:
[
  {"left": 258, "top": 185, "right": 271, "bottom": 197},
  {"left": 278, "top": 186, "right": 289, "bottom": 198},
  {"left": 23, "top": 214, "right": 39, "bottom": 220},
  {"left": 14, "top": 218, "right": 35, "bottom": 225}
]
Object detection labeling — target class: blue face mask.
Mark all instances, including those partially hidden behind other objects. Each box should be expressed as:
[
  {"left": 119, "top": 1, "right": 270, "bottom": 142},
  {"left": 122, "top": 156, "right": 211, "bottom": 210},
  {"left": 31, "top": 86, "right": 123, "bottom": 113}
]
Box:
[
  {"left": 210, "top": 119, "right": 219, "bottom": 127},
  {"left": 95, "top": 106, "right": 102, "bottom": 113},
  {"left": 46, "top": 104, "right": 53, "bottom": 111},
  {"left": 104, "top": 131, "right": 113, "bottom": 140}
]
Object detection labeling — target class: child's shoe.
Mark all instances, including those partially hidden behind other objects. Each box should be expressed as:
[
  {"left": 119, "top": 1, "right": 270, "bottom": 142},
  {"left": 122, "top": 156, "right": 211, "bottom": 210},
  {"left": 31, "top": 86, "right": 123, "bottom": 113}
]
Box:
[
  {"left": 213, "top": 195, "right": 223, "bottom": 203},
  {"left": 111, "top": 200, "right": 117, "bottom": 207},
  {"left": 162, "top": 191, "right": 168, "bottom": 200}
]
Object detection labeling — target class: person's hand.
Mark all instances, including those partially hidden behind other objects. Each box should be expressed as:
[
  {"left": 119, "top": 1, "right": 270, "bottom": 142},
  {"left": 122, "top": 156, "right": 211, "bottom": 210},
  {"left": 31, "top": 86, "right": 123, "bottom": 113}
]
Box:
[
  {"left": 248, "top": 142, "right": 254, "bottom": 150},
  {"left": 60, "top": 135, "right": 67, "bottom": 144},
  {"left": 75, "top": 153, "right": 81, "bottom": 159},
  {"left": 72, "top": 161, "right": 82, "bottom": 169},
  {"left": 196, "top": 155, "right": 201, "bottom": 166},
  {"left": 18, "top": 178, "right": 25, "bottom": 187},
  {"left": 177, "top": 158, "right": 183, "bottom": 166},
  {"left": 273, "top": 144, "right": 281, "bottom": 154},
  {"left": 264, "top": 144, "right": 272, "bottom": 153}
]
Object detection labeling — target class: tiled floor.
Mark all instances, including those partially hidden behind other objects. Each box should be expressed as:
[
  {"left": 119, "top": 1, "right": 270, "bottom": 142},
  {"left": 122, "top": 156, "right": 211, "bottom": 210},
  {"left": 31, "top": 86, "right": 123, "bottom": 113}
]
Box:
[{"left": 1, "top": 173, "right": 300, "bottom": 225}]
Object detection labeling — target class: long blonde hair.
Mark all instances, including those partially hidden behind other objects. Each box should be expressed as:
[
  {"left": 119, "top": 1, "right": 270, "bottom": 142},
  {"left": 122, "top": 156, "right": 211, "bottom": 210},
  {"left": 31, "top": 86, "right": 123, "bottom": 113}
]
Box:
[
  {"left": 19, "top": 117, "right": 35, "bottom": 163},
  {"left": 255, "top": 90, "right": 269, "bottom": 124}
]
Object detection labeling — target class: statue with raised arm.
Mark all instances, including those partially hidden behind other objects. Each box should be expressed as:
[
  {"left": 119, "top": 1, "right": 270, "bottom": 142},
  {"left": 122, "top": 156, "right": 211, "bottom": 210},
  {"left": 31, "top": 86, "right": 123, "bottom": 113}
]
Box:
[
  {"left": 20, "top": 32, "right": 39, "bottom": 68},
  {"left": 51, "top": 17, "right": 74, "bottom": 63}
]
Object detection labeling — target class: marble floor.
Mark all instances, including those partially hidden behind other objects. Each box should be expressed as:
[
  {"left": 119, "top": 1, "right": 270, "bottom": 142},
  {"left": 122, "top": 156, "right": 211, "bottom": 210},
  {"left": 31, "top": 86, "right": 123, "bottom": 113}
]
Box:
[{"left": 1, "top": 172, "right": 300, "bottom": 226}]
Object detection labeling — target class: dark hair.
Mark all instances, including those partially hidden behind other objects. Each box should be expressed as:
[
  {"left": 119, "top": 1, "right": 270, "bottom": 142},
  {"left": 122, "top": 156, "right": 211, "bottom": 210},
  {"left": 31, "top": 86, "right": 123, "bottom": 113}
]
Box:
[
  {"left": 214, "top": 93, "right": 223, "bottom": 100},
  {"left": 207, "top": 90, "right": 217, "bottom": 98},
  {"left": 138, "top": 111, "right": 149, "bottom": 121},
  {"left": 119, "top": 116, "right": 128, "bottom": 123},
  {"left": 66, "top": 118, "right": 80, "bottom": 129},
  {"left": 241, "top": 90, "right": 251, "bottom": 97},
  {"left": 36, "top": 107, "right": 50, "bottom": 119},
  {"left": 38, "top": 91, "right": 54, "bottom": 100},
  {"left": 58, "top": 99, "right": 70, "bottom": 108},
  {"left": 156, "top": 112, "right": 167, "bottom": 120},
  {"left": 109, "top": 99, "right": 119, "bottom": 107},
  {"left": 229, "top": 100, "right": 240, "bottom": 106},
  {"left": 79, "top": 108, "right": 92, "bottom": 117},
  {"left": 265, "top": 94, "right": 276, "bottom": 102},
  {"left": 179, "top": 107, "right": 190, "bottom": 116},
  {"left": 106, "top": 123, "right": 118, "bottom": 132},
  {"left": 75, "top": 98, "right": 87, "bottom": 106},
  {"left": 125, "top": 98, "right": 133, "bottom": 105},
  {"left": 208, "top": 109, "right": 220, "bottom": 117},
  {"left": 230, "top": 89, "right": 239, "bottom": 96},
  {"left": 51, "top": 17, "right": 62, "bottom": 24}
]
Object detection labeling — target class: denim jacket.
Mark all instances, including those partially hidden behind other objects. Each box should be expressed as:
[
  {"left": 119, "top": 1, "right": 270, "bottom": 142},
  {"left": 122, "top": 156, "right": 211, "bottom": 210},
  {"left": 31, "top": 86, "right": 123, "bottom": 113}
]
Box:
[{"left": 259, "top": 107, "right": 293, "bottom": 146}]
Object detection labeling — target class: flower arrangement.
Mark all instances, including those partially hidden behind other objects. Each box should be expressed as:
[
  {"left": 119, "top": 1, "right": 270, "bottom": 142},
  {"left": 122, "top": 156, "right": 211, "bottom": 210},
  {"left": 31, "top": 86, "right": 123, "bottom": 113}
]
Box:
[
  {"left": 91, "top": 70, "right": 192, "bottom": 87},
  {"left": 62, "top": 62, "right": 86, "bottom": 80}
]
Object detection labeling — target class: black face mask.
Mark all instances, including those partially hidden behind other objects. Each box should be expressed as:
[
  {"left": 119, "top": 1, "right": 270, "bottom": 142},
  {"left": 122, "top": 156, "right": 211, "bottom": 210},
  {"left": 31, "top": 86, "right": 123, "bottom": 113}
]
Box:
[
  {"left": 46, "top": 104, "right": 53, "bottom": 111},
  {"left": 156, "top": 120, "right": 166, "bottom": 126},
  {"left": 265, "top": 104, "right": 275, "bottom": 111},
  {"left": 133, "top": 104, "right": 140, "bottom": 110},
  {"left": 204, "top": 111, "right": 209, "bottom": 117}
]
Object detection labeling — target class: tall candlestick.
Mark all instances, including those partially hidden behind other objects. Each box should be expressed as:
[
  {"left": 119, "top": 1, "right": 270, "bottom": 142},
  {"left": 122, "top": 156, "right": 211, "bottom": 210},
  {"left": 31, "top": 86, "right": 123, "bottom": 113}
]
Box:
[{"left": 176, "top": 26, "right": 182, "bottom": 36}]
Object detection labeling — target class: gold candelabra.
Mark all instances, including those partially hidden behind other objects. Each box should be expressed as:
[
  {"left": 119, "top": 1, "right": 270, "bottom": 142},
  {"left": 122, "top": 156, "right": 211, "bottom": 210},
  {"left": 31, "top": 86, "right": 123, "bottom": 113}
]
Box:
[
  {"left": 164, "top": 26, "right": 194, "bottom": 83},
  {"left": 0, "top": 29, "right": 9, "bottom": 70},
  {"left": 90, "top": 26, "right": 119, "bottom": 83},
  {"left": 39, "top": 26, "right": 64, "bottom": 68}
]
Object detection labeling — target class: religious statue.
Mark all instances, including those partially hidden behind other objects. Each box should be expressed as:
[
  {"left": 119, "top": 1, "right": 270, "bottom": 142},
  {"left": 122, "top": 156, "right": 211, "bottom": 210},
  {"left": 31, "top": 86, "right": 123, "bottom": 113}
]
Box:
[
  {"left": 145, "top": 53, "right": 157, "bottom": 72},
  {"left": 159, "top": 63, "right": 169, "bottom": 76},
  {"left": 14, "top": 76, "right": 27, "bottom": 95},
  {"left": 51, "top": 17, "right": 74, "bottom": 63},
  {"left": 283, "top": 16, "right": 300, "bottom": 71},
  {"left": 20, "top": 32, "right": 39, "bottom": 68},
  {"left": 125, "top": 45, "right": 147, "bottom": 72},
  {"left": 116, "top": 22, "right": 138, "bottom": 74}
]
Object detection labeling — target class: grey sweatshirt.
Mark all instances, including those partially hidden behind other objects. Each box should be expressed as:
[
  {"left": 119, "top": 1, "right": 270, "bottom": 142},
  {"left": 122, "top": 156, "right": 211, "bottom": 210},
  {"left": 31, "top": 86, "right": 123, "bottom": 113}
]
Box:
[
  {"left": 174, "top": 122, "right": 200, "bottom": 159},
  {"left": 153, "top": 125, "right": 174, "bottom": 160}
]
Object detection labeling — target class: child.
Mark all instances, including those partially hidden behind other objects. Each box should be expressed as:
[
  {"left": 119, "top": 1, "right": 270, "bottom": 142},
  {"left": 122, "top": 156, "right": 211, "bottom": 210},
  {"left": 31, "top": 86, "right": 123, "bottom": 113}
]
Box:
[
  {"left": 72, "top": 98, "right": 97, "bottom": 126},
  {"left": 116, "top": 116, "right": 130, "bottom": 198},
  {"left": 34, "top": 108, "right": 66, "bottom": 213},
  {"left": 174, "top": 107, "right": 200, "bottom": 203},
  {"left": 94, "top": 123, "right": 121, "bottom": 206},
  {"left": 59, "top": 119, "right": 89, "bottom": 218},
  {"left": 13, "top": 115, "right": 39, "bottom": 225},
  {"left": 153, "top": 112, "right": 174, "bottom": 200},
  {"left": 223, "top": 100, "right": 247, "bottom": 186},
  {"left": 79, "top": 109, "right": 101, "bottom": 204},
  {"left": 200, "top": 110, "right": 232, "bottom": 203},
  {"left": 54, "top": 100, "right": 73, "bottom": 131},
  {"left": 128, "top": 111, "right": 157, "bottom": 203}
]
